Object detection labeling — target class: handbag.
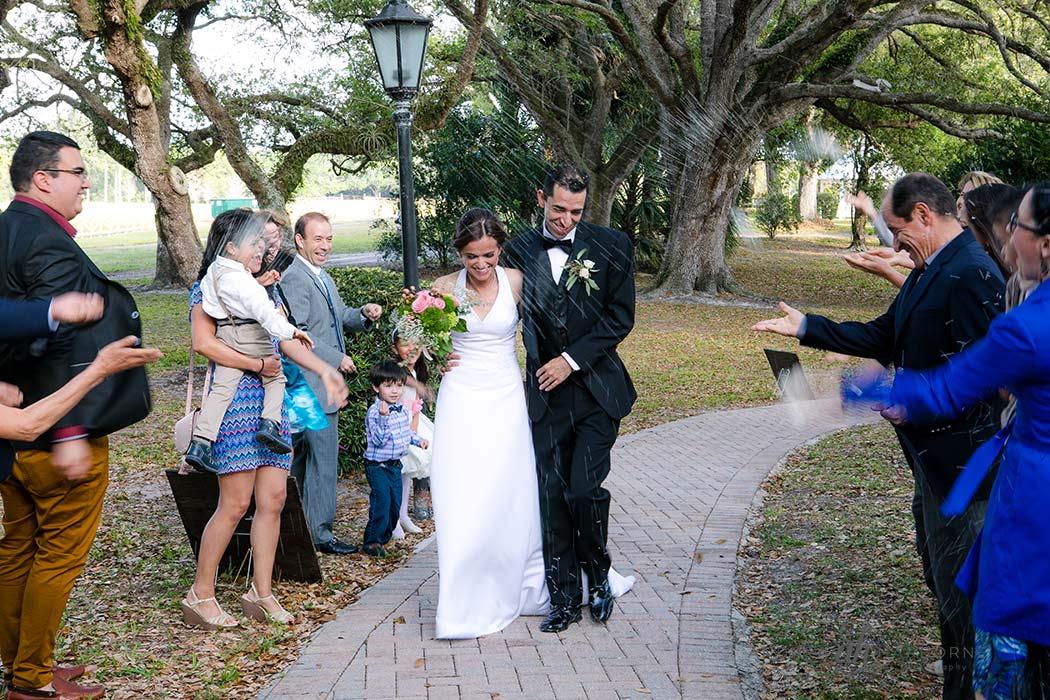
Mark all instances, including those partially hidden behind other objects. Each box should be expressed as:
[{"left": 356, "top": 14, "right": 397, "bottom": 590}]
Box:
[{"left": 174, "top": 337, "right": 212, "bottom": 455}]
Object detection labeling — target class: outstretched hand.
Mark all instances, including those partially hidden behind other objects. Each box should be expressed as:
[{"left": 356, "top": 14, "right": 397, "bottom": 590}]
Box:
[
  {"left": 845, "top": 191, "right": 877, "bottom": 221},
  {"left": 321, "top": 369, "right": 349, "bottom": 409},
  {"left": 91, "top": 336, "right": 163, "bottom": 377},
  {"left": 293, "top": 328, "right": 315, "bottom": 349},
  {"left": 751, "top": 302, "right": 804, "bottom": 338},
  {"left": 51, "top": 292, "right": 104, "bottom": 325}
]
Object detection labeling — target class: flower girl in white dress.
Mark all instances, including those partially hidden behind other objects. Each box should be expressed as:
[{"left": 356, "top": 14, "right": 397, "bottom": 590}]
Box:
[{"left": 390, "top": 331, "right": 434, "bottom": 539}]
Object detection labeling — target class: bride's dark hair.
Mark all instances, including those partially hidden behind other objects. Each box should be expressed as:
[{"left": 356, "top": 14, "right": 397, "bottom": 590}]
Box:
[{"left": 452, "top": 208, "right": 508, "bottom": 251}]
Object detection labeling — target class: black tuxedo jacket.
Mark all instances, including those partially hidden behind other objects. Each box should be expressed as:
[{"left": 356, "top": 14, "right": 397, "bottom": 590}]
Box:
[
  {"left": 0, "top": 199, "right": 151, "bottom": 450},
  {"left": 503, "top": 222, "right": 636, "bottom": 422},
  {"left": 802, "top": 230, "right": 1005, "bottom": 499}
]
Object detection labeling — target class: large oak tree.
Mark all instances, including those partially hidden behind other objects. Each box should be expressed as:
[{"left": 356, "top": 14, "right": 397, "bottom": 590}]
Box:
[{"left": 512, "top": 0, "right": 1050, "bottom": 294}]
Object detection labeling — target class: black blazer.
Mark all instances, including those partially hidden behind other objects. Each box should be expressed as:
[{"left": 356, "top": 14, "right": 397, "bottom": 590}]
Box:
[
  {"left": 802, "top": 230, "right": 1005, "bottom": 499},
  {"left": 0, "top": 199, "right": 151, "bottom": 449},
  {"left": 504, "top": 221, "right": 637, "bottom": 421}
]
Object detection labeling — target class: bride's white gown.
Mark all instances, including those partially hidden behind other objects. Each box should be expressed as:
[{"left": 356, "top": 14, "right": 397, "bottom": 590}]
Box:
[{"left": 431, "top": 266, "right": 634, "bottom": 640}]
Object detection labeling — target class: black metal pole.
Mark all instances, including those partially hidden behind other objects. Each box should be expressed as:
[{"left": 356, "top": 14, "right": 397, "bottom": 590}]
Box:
[{"left": 393, "top": 98, "right": 419, "bottom": 290}]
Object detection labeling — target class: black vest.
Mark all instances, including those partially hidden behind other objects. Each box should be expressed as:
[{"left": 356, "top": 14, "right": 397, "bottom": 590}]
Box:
[{"left": 531, "top": 248, "right": 570, "bottom": 364}]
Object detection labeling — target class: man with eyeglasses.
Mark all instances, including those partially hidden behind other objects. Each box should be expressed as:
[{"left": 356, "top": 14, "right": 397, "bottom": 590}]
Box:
[
  {"left": 754, "top": 173, "right": 1006, "bottom": 700},
  {"left": 0, "top": 131, "right": 152, "bottom": 700}
]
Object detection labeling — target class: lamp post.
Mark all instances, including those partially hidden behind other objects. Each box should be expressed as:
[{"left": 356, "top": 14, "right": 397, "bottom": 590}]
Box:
[{"left": 365, "top": 0, "right": 432, "bottom": 290}]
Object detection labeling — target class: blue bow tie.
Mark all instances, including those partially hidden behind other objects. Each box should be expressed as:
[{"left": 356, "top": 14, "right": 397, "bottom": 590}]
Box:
[{"left": 387, "top": 403, "right": 403, "bottom": 412}]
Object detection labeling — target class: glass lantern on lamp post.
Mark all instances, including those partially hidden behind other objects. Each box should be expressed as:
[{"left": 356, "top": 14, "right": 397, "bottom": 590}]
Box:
[{"left": 365, "top": 0, "right": 432, "bottom": 289}]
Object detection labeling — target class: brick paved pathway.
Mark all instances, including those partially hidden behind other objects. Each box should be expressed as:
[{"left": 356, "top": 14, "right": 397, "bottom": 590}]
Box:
[{"left": 260, "top": 400, "right": 876, "bottom": 700}]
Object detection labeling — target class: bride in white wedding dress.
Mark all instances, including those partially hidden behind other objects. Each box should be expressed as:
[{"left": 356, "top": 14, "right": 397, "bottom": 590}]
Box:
[{"left": 429, "top": 209, "right": 633, "bottom": 640}]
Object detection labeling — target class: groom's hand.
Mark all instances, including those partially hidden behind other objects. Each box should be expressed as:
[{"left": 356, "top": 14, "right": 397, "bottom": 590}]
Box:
[{"left": 537, "top": 357, "right": 572, "bottom": 392}]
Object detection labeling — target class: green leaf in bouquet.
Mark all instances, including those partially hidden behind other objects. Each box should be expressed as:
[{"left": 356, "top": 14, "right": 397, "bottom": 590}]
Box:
[{"left": 421, "top": 305, "right": 444, "bottom": 325}]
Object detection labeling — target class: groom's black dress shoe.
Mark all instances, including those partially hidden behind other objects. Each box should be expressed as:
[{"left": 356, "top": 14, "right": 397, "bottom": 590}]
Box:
[
  {"left": 589, "top": 581, "right": 615, "bottom": 624},
  {"left": 540, "top": 605, "right": 582, "bottom": 633},
  {"left": 316, "top": 537, "right": 358, "bottom": 555}
]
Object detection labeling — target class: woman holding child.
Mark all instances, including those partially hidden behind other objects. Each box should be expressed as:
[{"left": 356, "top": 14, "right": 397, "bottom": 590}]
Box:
[{"left": 182, "top": 209, "right": 348, "bottom": 629}]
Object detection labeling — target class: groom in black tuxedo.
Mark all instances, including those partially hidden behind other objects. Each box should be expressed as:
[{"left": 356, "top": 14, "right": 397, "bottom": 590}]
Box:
[{"left": 503, "top": 165, "right": 636, "bottom": 633}]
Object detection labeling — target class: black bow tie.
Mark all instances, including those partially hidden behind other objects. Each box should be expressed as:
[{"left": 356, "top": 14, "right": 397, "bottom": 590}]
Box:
[{"left": 542, "top": 237, "right": 573, "bottom": 252}]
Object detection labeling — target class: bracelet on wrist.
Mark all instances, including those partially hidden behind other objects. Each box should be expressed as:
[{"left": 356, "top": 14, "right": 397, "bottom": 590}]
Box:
[{"left": 259, "top": 358, "right": 265, "bottom": 373}]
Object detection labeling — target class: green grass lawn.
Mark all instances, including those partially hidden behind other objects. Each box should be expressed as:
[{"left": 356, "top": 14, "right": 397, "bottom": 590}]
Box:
[
  {"left": 739, "top": 423, "right": 941, "bottom": 700},
  {"left": 82, "top": 220, "right": 382, "bottom": 274},
  {"left": 47, "top": 230, "right": 921, "bottom": 698}
]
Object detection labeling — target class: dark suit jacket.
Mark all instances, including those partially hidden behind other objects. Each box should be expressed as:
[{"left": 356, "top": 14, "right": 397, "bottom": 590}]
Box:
[
  {"left": 279, "top": 257, "right": 371, "bottom": 414},
  {"left": 802, "top": 230, "right": 1005, "bottom": 499},
  {"left": 503, "top": 222, "right": 637, "bottom": 421},
  {"left": 0, "top": 199, "right": 151, "bottom": 449}
]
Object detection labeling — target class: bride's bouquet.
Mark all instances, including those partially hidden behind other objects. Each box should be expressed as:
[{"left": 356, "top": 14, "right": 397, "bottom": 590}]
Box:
[{"left": 392, "top": 288, "right": 470, "bottom": 365}]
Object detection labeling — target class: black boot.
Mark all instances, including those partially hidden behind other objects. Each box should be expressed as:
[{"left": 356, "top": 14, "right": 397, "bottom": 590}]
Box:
[
  {"left": 184, "top": 438, "right": 217, "bottom": 474},
  {"left": 589, "top": 581, "right": 615, "bottom": 623},
  {"left": 540, "top": 604, "right": 582, "bottom": 633},
  {"left": 256, "top": 418, "right": 291, "bottom": 454}
]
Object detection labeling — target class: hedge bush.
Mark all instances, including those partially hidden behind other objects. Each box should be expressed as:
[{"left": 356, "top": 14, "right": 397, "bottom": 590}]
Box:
[
  {"left": 817, "top": 191, "right": 839, "bottom": 220},
  {"left": 754, "top": 193, "right": 803, "bottom": 239}
]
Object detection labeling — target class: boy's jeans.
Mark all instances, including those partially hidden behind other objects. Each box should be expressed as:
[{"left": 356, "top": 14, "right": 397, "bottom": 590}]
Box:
[{"left": 363, "top": 458, "right": 403, "bottom": 547}]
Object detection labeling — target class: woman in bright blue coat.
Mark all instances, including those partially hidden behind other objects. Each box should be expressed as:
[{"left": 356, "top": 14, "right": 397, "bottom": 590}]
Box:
[{"left": 889, "top": 182, "right": 1050, "bottom": 698}]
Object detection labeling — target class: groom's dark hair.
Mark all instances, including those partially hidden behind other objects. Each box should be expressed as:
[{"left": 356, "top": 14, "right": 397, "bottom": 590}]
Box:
[
  {"left": 370, "top": 359, "right": 408, "bottom": 387},
  {"left": 542, "top": 164, "right": 589, "bottom": 198}
]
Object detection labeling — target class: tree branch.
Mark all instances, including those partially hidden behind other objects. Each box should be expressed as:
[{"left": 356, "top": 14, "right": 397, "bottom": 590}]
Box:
[
  {"left": 777, "top": 82, "right": 1050, "bottom": 124},
  {"left": 0, "top": 54, "right": 130, "bottom": 137},
  {"left": 652, "top": 0, "right": 701, "bottom": 96},
  {"left": 427, "top": 0, "right": 487, "bottom": 127},
  {"left": 537, "top": 0, "right": 676, "bottom": 105}
]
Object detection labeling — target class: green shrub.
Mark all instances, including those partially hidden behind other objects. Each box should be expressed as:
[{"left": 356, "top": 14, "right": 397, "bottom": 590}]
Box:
[
  {"left": 754, "top": 193, "right": 803, "bottom": 239},
  {"left": 329, "top": 266, "right": 417, "bottom": 475},
  {"left": 817, "top": 191, "right": 839, "bottom": 220}
]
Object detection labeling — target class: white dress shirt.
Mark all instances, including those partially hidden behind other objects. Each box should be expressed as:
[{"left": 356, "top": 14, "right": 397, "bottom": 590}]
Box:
[
  {"left": 296, "top": 253, "right": 324, "bottom": 280},
  {"left": 541, "top": 224, "right": 580, "bottom": 372},
  {"left": 201, "top": 256, "right": 297, "bottom": 340},
  {"left": 543, "top": 224, "right": 575, "bottom": 282}
]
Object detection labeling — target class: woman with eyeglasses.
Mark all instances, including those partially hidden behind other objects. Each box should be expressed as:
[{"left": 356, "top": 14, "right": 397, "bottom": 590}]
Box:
[{"left": 885, "top": 182, "right": 1050, "bottom": 697}]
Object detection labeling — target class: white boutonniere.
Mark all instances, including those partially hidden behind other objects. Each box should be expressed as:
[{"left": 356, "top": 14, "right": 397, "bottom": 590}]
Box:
[{"left": 564, "top": 249, "right": 600, "bottom": 295}]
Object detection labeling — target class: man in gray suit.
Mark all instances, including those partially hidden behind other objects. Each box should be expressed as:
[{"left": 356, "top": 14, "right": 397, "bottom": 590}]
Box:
[{"left": 280, "top": 212, "right": 383, "bottom": 554}]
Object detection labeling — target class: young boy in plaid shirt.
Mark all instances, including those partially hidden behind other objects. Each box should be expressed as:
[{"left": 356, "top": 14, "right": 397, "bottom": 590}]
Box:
[{"left": 363, "top": 360, "right": 429, "bottom": 556}]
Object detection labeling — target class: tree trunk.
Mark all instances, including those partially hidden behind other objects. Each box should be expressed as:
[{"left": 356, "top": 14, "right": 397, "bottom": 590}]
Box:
[
  {"left": 655, "top": 138, "right": 759, "bottom": 294},
  {"left": 850, "top": 140, "right": 873, "bottom": 251},
  {"left": 586, "top": 169, "right": 618, "bottom": 228},
  {"left": 798, "top": 164, "right": 819, "bottom": 220},
  {"left": 765, "top": 160, "right": 781, "bottom": 194},
  {"left": 73, "top": 0, "right": 203, "bottom": 288},
  {"left": 152, "top": 204, "right": 201, "bottom": 287}
]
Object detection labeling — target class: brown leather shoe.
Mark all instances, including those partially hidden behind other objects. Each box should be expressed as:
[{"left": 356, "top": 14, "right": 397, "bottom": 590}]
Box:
[
  {"left": 51, "top": 667, "right": 95, "bottom": 684},
  {"left": 6, "top": 687, "right": 78, "bottom": 700},
  {"left": 51, "top": 677, "right": 104, "bottom": 699}
]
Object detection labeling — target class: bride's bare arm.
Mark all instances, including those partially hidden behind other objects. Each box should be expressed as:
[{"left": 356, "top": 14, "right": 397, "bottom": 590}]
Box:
[{"left": 504, "top": 267, "right": 523, "bottom": 305}]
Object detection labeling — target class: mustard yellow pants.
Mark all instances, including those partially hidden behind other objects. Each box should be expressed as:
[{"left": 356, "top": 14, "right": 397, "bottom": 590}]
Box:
[{"left": 0, "top": 437, "right": 108, "bottom": 690}]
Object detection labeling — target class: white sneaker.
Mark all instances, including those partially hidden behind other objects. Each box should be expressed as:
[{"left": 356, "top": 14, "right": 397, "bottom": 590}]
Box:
[
  {"left": 924, "top": 659, "right": 943, "bottom": 677},
  {"left": 391, "top": 523, "right": 405, "bottom": 540},
  {"left": 399, "top": 516, "right": 422, "bottom": 535}
]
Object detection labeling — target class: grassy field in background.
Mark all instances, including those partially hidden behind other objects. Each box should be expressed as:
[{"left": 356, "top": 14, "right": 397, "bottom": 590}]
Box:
[{"left": 82, "top": 220, "right": 382, "bottom": 274}]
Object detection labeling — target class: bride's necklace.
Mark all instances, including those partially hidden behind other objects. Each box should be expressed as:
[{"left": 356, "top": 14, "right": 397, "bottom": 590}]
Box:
[{"left": 467, "top": 277, "right": 497, "bottom": 302}]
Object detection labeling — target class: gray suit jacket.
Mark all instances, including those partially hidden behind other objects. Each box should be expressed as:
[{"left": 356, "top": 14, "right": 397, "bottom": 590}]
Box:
[{"left": 280, "top": 256, "right": 372, "bottom": 413}]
